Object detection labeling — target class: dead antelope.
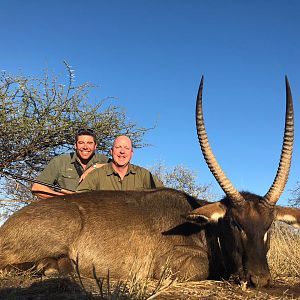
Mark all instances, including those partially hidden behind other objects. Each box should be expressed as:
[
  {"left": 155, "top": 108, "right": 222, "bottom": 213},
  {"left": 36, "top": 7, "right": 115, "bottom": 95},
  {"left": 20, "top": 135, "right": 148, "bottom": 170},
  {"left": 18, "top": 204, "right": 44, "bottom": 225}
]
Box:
[{"left": 0, "top": 77, "right": 299, "bottom": 288}]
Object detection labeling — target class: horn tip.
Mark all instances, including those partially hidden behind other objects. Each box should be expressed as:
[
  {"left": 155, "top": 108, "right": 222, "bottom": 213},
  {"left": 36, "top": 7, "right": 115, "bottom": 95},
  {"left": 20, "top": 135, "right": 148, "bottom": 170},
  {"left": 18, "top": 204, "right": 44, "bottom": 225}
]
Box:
[
  {"left": 285, "top": 75, "right": 290, "bottom": 86},
  {"left": 199, "top": 75, "right": 204, "bottom": 90}
]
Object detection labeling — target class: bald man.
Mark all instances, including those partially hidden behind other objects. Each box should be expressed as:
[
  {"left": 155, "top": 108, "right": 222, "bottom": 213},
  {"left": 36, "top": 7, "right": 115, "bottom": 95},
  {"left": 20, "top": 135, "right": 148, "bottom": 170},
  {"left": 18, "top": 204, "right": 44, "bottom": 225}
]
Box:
[{"left": 77, "top": 135, "right": 163, "bottom": 191}]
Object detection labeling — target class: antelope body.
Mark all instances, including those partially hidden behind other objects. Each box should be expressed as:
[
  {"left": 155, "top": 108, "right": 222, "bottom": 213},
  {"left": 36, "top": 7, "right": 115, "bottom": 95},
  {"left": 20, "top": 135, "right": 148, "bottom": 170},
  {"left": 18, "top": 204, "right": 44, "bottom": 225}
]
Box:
[{"left": 0, "top": 77, "right": 299, "bottom": 288}]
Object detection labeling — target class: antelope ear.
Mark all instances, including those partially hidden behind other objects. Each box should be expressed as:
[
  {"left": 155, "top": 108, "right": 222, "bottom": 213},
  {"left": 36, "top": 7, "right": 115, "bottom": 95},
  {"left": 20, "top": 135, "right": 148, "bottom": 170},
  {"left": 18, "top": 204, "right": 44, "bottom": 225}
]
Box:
[
  {"left": 185, "top": 202, "right": 227, "bottom": 223},
  {"left": 275, "top": 206, "right": 300, "bottom": 228}
]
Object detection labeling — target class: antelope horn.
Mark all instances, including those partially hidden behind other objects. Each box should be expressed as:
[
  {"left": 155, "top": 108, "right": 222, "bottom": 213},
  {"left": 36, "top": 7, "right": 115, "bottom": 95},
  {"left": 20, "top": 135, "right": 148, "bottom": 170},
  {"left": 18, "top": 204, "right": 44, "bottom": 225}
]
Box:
[
  {"left": 196, "top": 76, "right": 245, "bottom": 206},
  {"left": 263, "top": 76, "right": 294, "bottom": 207}
]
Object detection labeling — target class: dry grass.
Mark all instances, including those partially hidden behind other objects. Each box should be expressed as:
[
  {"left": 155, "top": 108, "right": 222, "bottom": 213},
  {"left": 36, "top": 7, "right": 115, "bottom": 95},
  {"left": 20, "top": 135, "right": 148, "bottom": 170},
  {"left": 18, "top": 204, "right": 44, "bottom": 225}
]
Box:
[
  {"left": 0, "top": 222, "right": 299, "bottom": 299},
  {"left": 0, "top": 259, "right": 176, "bottom": 300},
  {"left": 268, "top": 222, "right": 300, "bottom": 282}
]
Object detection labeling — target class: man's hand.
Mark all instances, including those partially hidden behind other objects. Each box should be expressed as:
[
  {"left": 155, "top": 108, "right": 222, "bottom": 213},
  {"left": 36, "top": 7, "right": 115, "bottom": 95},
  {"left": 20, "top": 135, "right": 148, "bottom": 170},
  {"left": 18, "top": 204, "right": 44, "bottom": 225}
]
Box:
[
  {"left": 79, "top": 163, "right": 106, "bottom": 183},
  {"left": 32, "top": 183, "right": 75, "bottom": 199}
]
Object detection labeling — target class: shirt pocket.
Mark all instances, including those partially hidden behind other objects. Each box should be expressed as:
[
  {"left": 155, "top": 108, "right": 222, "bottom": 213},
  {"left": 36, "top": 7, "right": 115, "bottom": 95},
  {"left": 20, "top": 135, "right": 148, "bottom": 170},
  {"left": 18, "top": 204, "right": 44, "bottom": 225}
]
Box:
[{"left": 58, "top": 170, "right": 79, "bottom": 190}]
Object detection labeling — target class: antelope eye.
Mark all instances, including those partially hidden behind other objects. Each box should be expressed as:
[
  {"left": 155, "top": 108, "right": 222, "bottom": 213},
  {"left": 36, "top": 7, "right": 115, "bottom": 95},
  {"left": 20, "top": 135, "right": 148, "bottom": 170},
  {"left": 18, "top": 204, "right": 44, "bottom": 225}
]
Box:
[{"left": 231, "top": 219, "right": 242, "bottom": 230}]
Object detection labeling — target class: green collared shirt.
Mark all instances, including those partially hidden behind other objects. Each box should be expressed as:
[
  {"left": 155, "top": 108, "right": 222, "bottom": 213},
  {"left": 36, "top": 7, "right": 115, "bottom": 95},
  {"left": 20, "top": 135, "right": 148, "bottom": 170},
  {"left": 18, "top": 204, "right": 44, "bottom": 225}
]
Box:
[
  {"left": 35, "top": 152, "right": 109, "bottom": 191},
  {"left": 76, "top": 162, "right": 163, "bottom": 191}
]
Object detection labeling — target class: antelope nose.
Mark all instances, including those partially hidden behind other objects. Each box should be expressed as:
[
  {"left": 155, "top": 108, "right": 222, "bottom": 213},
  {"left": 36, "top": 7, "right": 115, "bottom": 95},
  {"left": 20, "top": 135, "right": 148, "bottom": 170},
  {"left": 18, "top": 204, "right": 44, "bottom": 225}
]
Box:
[{"left": 249, "top": 273, "right": 272, "bottom": 288}]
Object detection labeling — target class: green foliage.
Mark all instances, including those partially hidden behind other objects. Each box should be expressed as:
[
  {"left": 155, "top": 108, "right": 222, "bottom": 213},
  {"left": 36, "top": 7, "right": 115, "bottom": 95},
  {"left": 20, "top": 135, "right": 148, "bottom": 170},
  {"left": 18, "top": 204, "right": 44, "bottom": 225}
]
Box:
[
  {"left": 151, "top": 161, "right": 213, "bottom": 200},
  {"left": 0, "top": 63, "right": 150, "bottom": 205}
]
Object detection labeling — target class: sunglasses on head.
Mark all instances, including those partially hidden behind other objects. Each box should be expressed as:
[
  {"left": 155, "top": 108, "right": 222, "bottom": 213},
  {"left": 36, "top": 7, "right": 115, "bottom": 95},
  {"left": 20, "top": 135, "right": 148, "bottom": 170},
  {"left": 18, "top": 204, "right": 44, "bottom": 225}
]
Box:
[{"left": 77, "top": 128, "right": 95, "bottom": 134}]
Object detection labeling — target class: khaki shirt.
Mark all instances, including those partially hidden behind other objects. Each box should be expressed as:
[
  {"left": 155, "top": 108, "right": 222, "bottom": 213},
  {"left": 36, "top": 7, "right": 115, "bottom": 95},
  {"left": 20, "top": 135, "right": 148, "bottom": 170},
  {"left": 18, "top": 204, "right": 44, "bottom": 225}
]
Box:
[
  {"left": 77, "top": 162, "right": 163, "bottom": 191},
  {"left": 35, "top": 152, "right": 109, "bottom": 191}
]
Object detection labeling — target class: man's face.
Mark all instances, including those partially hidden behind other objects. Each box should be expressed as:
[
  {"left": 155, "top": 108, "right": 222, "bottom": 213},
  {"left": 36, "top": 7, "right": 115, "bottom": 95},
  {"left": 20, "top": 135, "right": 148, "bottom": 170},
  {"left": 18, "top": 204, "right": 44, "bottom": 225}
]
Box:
[
  {"left": 111, "top": 136, "right": 133, "bottom": 167},
  {"left": 75, "top": 135, "right": 97, "bottom": 161}
]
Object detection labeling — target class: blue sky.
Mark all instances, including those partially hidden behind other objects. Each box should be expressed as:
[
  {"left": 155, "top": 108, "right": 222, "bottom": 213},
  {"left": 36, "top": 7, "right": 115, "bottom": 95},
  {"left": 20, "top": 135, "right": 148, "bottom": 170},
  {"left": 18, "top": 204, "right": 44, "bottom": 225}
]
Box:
[{"left": 1, "top": 0, "right": 299, "bottom": 205}]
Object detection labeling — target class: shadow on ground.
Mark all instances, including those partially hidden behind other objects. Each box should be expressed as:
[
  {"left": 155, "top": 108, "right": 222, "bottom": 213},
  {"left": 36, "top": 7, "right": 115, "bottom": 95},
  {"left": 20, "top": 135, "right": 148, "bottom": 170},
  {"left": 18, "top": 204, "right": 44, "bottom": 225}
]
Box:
[
  {"left": 0, "top": 275, "right": 299, "bottom": 300},
  {"left": 0, "top": 277, "right": 92, "bottom": 300}
]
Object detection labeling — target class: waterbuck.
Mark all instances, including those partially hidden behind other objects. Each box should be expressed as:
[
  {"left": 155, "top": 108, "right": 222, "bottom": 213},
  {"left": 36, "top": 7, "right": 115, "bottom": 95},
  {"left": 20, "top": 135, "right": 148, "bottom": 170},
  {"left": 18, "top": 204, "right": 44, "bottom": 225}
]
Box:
[{"left": 0, "top": 77, "right": 299, "bottom": 288}]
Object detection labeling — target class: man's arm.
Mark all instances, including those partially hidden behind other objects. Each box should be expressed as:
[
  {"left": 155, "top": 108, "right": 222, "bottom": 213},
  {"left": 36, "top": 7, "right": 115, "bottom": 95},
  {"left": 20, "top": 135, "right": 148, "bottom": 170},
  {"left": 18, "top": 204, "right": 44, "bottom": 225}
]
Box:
[
  {"left": 31, "top": 156, "right": 74, "bottom": 199},
  {"left": 31, "top": 183, "right": 74, "bottom": 199},
  {"left": 79, "top": 163, "right": 107, "bottom": 183},
  {"left": 76, "top": 171, "right": 98, "bottom": 192},
  {"left": 141, "top": 167, "right": 164, "bottom": 188},
  {"left": 150, "top": 173, "right": 164, "bottom": 188}
]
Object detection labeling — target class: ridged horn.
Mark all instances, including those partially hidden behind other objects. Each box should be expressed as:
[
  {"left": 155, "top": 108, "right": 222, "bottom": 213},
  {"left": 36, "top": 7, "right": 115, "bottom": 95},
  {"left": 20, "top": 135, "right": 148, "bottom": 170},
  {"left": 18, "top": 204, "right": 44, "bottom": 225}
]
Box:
[
  {"left": 263, "top": 76, "right": 294, "bottom": 206},
  {"left": 196, "top": 76, "right": 245, "bottom": 206}
]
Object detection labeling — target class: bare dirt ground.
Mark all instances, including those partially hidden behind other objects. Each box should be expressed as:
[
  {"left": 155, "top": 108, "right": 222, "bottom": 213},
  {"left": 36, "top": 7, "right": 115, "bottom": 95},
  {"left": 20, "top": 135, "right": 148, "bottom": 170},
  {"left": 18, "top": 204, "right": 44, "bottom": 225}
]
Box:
[{"left": 0, "top": 274, "right": 299, "bottom": 300}]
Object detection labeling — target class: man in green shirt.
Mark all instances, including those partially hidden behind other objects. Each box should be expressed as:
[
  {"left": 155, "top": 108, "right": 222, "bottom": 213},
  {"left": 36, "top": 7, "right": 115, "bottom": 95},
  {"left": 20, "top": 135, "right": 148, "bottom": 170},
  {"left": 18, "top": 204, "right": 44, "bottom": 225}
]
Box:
[
  {"left": 77, "top": 135, "right": 163, "bottom": 191},
  {"left": 31, "top": 128, "right": 109, "bottom": 198}
]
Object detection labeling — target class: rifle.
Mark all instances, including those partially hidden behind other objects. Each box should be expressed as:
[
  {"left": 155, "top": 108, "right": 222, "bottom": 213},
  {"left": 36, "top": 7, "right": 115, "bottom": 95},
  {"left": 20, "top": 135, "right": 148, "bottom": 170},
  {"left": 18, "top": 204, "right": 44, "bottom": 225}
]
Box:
[{"left": 1, "top": 170, "right": 75, "bottom": 193}]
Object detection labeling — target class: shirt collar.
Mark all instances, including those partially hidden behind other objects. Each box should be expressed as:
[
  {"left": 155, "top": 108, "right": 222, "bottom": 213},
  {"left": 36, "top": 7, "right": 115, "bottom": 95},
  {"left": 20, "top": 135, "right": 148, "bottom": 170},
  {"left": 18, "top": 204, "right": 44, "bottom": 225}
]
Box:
[{"left": 106, "top": 162, "right": 136, "bottom": 176}]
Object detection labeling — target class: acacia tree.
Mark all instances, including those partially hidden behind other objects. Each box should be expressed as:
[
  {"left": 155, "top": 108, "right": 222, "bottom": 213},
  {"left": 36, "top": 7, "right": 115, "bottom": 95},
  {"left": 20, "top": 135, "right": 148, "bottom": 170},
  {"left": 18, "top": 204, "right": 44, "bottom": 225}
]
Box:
[
  {"left": 150, "top": 161, "right": 213, "bottom": 200},
  {"left": 0, "top": 63, "right": 150, "bottom": 213},
  {"left": 289, "top": 182, "right": 300, "bottom": 207}
]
